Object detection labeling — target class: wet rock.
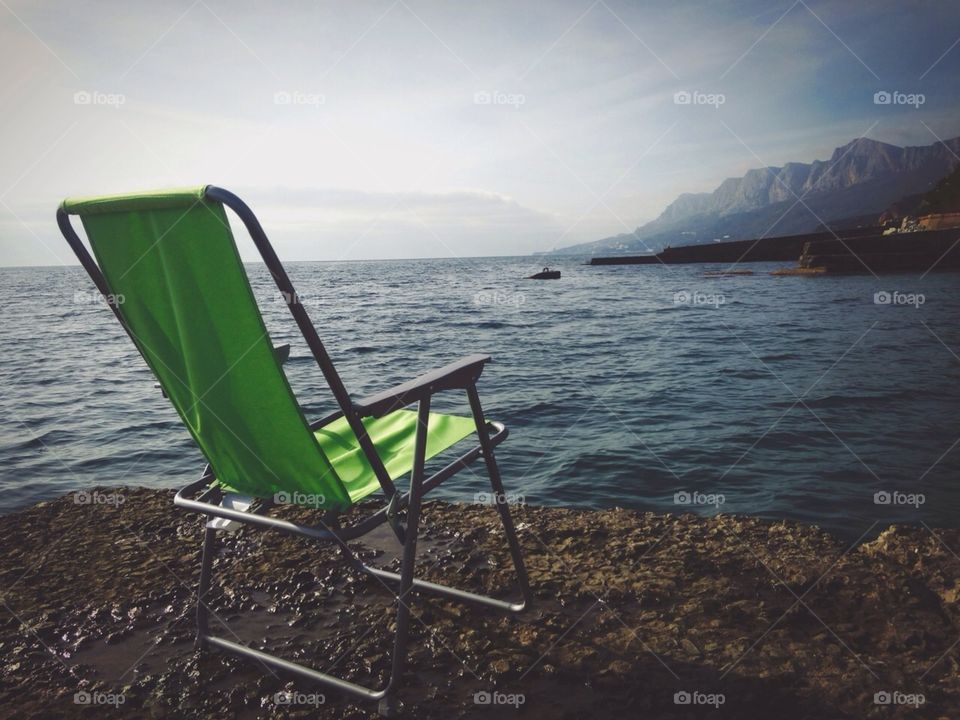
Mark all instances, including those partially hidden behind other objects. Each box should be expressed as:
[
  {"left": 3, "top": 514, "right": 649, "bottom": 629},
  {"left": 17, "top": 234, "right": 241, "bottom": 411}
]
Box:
[{"left": 680, "top": 638, "right": 701, "bottom": 657}]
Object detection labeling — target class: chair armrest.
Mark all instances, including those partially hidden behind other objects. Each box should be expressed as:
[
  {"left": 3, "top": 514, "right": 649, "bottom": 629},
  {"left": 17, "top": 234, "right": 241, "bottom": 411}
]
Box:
[{"left": 354, "top": 354, "right": 491, "bottom": 418}]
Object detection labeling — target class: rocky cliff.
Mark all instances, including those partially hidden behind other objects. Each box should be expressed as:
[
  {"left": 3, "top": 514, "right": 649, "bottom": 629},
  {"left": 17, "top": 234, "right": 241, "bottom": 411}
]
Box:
[{"left": 557, "top": 136, "right": 960, "bottom": 256}]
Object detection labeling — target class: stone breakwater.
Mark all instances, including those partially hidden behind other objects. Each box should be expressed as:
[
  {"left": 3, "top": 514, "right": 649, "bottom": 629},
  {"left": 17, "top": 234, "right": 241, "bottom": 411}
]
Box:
[{"left": 1, "top": 488, "right": 958, "bottom": 718}]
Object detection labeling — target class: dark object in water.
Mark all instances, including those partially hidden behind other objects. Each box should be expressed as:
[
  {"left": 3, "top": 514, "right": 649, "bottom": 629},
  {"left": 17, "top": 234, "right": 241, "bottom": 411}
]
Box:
[
  {"left": 703, "top": 269, "right": 753, "bottom": 277},
  {"left": 529, "top": 267, "right": 561, "bottom": 280}
]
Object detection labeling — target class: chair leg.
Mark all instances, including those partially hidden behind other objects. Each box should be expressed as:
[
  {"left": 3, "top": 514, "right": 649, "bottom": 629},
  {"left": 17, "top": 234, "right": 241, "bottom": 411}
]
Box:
[
  {"left": 360, "top": 394, "right": 532, "bottom": 613},
  {"left": 467, "top": 385, "right": 534, "bottom": 607},
  {"left": 196, "top": 525, "right": 217, "bottom": 649},
  {"left": 187, "top": 393, "right": 529, "bottom": 713},
  {"left": 379, "top": 397, "right": 430, "bottom": 717}
]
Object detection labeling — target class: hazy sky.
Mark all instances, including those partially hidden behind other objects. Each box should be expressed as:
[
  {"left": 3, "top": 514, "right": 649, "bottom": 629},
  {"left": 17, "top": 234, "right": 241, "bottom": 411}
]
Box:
[{"left": 2, "top": 0, "right": 959, "bottom": 266}]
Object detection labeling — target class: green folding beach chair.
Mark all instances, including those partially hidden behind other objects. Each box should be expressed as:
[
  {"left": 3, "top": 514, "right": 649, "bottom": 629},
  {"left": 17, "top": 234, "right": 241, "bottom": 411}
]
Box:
[{"left": 57, "top": 186, "right": 532, "bottom": 715}]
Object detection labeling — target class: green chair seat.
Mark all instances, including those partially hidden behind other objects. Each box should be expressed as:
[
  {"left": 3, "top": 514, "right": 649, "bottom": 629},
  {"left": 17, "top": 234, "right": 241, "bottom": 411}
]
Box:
[
  {"left": 214, "top": 408, "right": 478, "bottom": 507},
  {"left": 313, "top": 409, "right": 477, "bottom": 504}
]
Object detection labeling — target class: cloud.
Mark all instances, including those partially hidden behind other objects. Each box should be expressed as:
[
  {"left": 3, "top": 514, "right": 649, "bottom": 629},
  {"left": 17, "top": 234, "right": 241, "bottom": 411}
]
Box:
[{"left": 233, "top": 186, "right": 564, "bottom": 260}]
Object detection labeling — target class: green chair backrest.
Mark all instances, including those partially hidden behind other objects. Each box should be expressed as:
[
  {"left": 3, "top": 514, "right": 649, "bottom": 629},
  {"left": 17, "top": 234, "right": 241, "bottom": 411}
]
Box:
[{"left": 61, "top": 187, "right": 353, "bottom": 509}]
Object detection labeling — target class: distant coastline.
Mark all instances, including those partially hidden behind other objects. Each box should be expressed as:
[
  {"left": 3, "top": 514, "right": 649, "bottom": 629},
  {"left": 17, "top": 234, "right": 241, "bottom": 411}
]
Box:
[
  {"left": 555, "top": 137, "right": 960, "bottom": 260},
  {"left": 587, "top": 224, "right": 960, "bottom": 274}
]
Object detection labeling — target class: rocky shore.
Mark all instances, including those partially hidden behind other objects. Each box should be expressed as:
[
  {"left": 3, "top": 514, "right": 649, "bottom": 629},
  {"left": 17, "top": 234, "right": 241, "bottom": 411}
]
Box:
[{"left": 1, "top": 488, "right": 958, "bottom": 719}]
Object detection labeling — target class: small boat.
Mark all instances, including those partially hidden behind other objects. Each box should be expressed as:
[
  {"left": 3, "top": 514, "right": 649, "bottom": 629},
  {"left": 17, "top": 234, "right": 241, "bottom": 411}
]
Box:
[{"left": 528, "top": 267, "right": 561, "bottom": 280}]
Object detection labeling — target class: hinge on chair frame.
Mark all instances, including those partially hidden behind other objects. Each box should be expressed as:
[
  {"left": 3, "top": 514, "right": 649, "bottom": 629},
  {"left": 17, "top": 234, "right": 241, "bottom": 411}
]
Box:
[{"left": 385, "top": 492, "right": 407, "bottom": 545}]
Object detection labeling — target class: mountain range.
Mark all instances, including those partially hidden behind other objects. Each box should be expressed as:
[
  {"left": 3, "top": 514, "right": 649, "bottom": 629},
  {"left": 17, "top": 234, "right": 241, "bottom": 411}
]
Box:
[{"left": 552, "top": 136, "right": 960, "bottom": 256}]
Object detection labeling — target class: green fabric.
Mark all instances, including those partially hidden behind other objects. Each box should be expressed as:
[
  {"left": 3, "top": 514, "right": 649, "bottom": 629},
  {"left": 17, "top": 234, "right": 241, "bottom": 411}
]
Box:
[
  {"left": 62, "top": 186, "right": 207, "bottom": 216},
  {"left": 315, "top": 410, "right": 477, "bottom": 504},
  {"left": 64, "top": 187, "right": 480, "bottom": 511}
]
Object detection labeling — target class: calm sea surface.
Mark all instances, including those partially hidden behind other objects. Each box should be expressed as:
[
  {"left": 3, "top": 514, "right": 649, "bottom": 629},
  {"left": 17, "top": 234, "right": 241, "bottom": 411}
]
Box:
[{"left": 1, "top": 257, "right": 958, "bottom": 540}]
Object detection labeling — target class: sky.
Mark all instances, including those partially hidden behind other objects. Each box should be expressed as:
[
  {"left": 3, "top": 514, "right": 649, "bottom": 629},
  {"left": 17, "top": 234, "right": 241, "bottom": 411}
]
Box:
[{"left": 1, "top": 0, "right": 959, "bottom": 266}]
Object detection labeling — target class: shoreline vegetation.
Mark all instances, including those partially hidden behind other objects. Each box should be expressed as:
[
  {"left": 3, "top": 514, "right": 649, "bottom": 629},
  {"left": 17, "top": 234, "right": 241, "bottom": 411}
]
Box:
[{"left": 2, "top": 488, "right": 958, "bottom": 718}]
